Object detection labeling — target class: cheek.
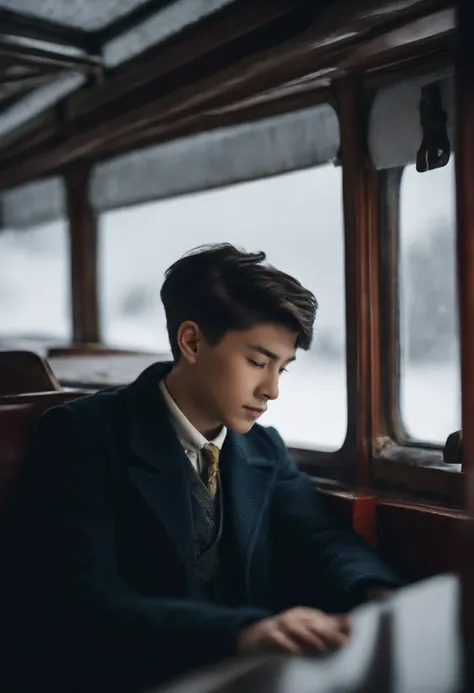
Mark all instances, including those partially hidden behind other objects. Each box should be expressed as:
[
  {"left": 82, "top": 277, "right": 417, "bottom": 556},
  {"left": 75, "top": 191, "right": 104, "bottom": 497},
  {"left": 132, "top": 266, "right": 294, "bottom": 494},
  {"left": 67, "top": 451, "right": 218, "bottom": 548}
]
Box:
[
  {"left": 233, "top": 369, "right": 262, "bottom": 405},
  {"left": 218, "top": 369, "right": 243, "bottom": 398},
  {"left": 215, "top": 365, "right": 250, "bottom": 405}
]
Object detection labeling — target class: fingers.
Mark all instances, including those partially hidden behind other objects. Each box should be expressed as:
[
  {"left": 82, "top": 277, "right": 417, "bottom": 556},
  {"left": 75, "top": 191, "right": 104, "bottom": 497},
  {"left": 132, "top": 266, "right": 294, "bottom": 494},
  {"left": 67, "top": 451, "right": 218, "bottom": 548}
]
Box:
[
  {"left": 281, "top": 621, "right": 328, "bottom": 653},
  {"left": 238, "top": 608, "right": 352, "bottom": 657},
  {"left": 275, "top": 610, "right": 350, "bottom": 655},
  {"left": 268, "top": 628, "right": 305, "bottom": 655},
  {"left": 307, "top": 621, "right": 348, "bottom": 650},
  {"left": 303, "top": 614, "right": 348, "bottom": 651}
]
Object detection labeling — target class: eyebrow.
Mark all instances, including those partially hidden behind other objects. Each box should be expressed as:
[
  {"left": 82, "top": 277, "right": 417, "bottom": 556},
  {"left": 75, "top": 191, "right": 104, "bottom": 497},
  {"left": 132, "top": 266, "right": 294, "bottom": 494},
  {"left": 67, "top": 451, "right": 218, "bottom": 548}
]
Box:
[{"left": 247, "top": 345, "right": 296, "bottom": 364}]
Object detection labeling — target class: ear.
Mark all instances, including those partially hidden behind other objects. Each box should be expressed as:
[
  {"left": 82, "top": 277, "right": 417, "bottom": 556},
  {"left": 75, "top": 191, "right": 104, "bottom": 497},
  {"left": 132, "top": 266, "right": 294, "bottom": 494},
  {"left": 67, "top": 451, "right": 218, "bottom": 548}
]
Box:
[{"left": 176, "top": 321, "right": 202, "bottom": 364}]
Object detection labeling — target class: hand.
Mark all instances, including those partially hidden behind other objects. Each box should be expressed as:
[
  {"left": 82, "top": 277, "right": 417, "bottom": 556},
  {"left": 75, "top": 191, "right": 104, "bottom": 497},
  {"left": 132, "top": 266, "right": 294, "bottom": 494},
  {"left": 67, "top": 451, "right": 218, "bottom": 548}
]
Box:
[{"left": 237, "top": 606, "right": 350, "bottom": 656}]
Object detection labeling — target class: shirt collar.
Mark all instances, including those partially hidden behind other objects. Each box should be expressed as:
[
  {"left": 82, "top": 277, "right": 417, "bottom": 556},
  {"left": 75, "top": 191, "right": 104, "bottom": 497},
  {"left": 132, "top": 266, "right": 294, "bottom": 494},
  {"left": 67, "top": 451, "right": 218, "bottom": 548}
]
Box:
[{"left": 159, "top": 378, "right": 227, "bottom": 453}]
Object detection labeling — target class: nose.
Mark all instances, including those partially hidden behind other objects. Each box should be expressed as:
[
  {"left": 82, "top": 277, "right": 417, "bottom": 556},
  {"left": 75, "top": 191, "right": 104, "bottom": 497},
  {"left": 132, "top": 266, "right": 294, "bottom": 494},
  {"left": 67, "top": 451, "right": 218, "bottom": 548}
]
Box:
[{"left": 260, "top": 370, "right": 279, "bottom": 402}]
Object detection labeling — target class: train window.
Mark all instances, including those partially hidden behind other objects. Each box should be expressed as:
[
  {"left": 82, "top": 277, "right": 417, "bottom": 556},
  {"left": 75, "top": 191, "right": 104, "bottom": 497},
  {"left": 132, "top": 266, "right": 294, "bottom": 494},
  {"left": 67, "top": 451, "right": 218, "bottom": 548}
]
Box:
[
  {"left": 0, "top": 219, "right": 71, "bottom": 347},
  {"left": 99, "top": 163, "right": 346, "bottom": 450},
  {"left": 398, "top": 158, "right": 460, "bottom": 444}
]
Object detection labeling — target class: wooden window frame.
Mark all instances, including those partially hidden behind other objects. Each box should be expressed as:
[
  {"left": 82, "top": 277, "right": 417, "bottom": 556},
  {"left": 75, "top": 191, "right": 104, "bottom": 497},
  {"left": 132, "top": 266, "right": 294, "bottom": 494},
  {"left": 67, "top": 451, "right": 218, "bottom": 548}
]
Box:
[
  {"left": 367, "top": 57, "right": 466, "bottom": 508},
  {"left": 291, "top": 80, "right": 372, "bottom": 488},
  {"left": 370, "top": 165, "right": 464, "bottom": 507},
  {"left": 292, "top": 56, "right": 467, "bottom": 510},
  {"left": 64, "top": 164, "right": 100, "bottom": 345}
]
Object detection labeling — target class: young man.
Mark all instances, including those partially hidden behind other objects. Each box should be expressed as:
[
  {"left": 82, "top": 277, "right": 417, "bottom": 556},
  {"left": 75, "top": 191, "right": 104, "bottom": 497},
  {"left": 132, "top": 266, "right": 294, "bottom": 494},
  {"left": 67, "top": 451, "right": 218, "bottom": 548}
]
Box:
[{"left": 6, "top": 244, "right": 399, "bottom": 693}]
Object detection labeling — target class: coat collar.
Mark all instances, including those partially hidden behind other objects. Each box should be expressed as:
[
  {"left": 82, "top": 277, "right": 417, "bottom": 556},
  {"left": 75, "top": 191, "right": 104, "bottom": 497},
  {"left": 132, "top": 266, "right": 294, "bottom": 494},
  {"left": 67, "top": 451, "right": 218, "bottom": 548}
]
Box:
[{"left": 123, "top": 361, "right": 276, "bottom": 601}]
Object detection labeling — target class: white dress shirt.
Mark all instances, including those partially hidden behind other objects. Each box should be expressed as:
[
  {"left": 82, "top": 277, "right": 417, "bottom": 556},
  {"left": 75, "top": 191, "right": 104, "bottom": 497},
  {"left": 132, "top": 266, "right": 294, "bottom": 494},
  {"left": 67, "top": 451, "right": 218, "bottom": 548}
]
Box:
[{"left": 159, "top": 379, "right": 227, "bottom": 476}]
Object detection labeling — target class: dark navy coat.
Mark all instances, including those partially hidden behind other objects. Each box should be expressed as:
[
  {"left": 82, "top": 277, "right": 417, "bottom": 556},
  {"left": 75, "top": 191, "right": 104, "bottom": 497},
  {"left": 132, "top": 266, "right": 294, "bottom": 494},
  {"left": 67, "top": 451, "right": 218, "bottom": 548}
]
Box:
[{"left": 5, "top": 362, "right": 399, "bottom": 692}]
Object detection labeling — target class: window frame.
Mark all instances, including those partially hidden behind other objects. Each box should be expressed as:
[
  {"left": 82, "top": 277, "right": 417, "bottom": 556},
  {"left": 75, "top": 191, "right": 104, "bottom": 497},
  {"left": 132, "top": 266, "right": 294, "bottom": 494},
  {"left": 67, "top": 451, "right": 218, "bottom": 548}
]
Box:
[
  {"left": 291, "top": 79, "right": 375, "bottom": 487},
  {"left": 295, "top": 58, "right": 465, "bottom": 506},
  {"left": 97, "top": 157, "right": 350, "bottom": 459},
  {"left": 383, "top": 165, "right": 459, "bottom": 449},
  {"left": 63, "top": 92, "right": 352, "bottom": 469},
  {"left": 371, "top": 165, "right": 463, "bottom": 507}
]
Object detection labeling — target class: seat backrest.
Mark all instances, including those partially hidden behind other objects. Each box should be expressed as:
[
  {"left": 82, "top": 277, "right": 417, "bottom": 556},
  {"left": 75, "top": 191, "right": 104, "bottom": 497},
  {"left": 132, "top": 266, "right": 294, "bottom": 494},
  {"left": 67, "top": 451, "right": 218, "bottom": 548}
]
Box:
[
  {"left": 0, "top": 350, "right": 61, "bottom": 395},
  {"left": 47, "top": 344, "right": 158, "bottom": 357},
  {"left": 0, "top": 390, "right": 90, "bottom": 406},
  {"left": 0, "top": 391, "right": 88, "bottom": 542}
]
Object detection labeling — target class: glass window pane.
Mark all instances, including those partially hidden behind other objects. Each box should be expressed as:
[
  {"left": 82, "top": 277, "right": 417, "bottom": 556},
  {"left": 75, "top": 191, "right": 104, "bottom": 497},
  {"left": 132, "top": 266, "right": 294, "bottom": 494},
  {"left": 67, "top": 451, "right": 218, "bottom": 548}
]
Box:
[
  {"left": 0, "top": 220, "right": 71, "bottom": 344},
  {"left": 99, "top": 164, "right": 346, "bottom": 450},
  {"left": 0, "top": 0, "right": 150, "bottom": 30},
  {"left": 399, "top": 159, "right": 461, "bottom": 443},
  {"left": 104, "top": 0, "right": 237, "bottom": 67}
]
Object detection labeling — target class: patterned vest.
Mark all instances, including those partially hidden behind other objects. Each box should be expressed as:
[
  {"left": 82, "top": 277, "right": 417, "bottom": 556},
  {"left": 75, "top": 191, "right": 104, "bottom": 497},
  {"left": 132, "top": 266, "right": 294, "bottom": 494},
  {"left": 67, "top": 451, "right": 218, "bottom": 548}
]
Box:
[{"left": 183, "top": 459, "right": 224, "bottom": 602}]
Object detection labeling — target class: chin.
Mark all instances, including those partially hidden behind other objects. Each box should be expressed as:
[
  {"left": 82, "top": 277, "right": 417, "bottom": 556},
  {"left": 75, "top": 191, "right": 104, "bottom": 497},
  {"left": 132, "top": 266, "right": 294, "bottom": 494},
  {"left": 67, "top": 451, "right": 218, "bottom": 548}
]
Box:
[{"left": 226, "top": 418, "right": 256, "bottom": 435}]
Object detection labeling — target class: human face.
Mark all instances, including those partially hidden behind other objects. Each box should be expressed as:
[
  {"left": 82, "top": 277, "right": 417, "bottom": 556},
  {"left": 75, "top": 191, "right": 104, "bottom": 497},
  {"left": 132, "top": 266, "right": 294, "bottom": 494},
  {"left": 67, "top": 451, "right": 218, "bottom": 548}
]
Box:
[{"left": 191, "top": 322, "right": 297, "bottom": 435}]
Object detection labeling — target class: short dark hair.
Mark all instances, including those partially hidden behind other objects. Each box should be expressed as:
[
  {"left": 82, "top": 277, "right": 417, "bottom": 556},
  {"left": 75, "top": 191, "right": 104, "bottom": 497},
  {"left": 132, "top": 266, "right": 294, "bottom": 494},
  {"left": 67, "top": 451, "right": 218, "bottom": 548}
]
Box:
[{"left": 160, "top": 243, "right": 318, "bottom": 361}]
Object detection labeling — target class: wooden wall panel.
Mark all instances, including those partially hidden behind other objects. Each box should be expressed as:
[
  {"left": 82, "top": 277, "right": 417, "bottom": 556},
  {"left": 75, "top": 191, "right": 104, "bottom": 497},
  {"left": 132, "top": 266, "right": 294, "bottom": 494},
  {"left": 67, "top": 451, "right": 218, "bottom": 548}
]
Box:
[
  {"left": 376, "top": 501, "right": 466, "bottom": 582},
  {"left": 320, "top": 488, "right": 466, "bottom": 584}
]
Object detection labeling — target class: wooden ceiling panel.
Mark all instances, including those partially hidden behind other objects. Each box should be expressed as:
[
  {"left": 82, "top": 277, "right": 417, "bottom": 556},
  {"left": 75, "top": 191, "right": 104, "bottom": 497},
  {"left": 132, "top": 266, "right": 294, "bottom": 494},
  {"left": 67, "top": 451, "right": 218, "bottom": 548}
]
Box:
[{"left": 0, "top": 0, "right": 455, "bottom": 190}]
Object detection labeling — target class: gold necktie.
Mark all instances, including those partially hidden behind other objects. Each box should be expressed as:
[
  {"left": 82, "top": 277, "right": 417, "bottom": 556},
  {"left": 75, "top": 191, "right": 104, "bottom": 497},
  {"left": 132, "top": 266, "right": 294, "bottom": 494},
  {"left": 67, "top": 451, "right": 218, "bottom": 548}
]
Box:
[{"left": 202, "top": 443, "right": 220, "bottom": 498}]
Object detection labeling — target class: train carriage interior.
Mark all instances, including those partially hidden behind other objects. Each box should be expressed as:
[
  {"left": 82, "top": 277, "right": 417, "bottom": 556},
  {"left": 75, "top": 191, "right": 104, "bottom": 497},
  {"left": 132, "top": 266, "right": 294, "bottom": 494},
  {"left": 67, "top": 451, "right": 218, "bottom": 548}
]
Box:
[{"left": 0, "top": 0, "right": 473, "bottom": 691}]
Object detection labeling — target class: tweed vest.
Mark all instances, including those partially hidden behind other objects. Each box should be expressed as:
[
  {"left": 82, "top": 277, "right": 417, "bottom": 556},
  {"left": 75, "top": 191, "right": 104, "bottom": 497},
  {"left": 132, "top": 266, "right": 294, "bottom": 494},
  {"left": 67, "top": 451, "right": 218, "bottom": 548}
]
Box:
[{"left": 183, "top": 459, "right": 224, "bottom": 601}]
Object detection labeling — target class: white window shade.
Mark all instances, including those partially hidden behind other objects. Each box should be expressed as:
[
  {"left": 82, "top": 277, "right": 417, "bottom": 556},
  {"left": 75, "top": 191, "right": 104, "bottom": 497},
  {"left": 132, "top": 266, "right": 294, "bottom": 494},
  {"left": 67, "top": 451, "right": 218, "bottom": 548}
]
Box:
[
  {"left": 0, "top": 176, "right": 66, "bottom": 230},
  {"left": 91, "top": 103, "right": 340, "bottom": 213},
  {"left": 369, "top": 69, "right": 454, "bottom": 170}
]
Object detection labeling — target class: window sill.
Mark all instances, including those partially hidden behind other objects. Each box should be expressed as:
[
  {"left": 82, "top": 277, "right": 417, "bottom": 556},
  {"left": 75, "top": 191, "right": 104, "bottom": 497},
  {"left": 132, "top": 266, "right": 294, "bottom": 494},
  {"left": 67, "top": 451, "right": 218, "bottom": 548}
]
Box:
[
  {"left": 376, "top": 437, "right": 461, "bottom": 472},
  {"left": 372, "top": 442, "right": 464, "bottom": 508},
  {"left": 290, "top": 441, "right": 464, "bottom": 508}
]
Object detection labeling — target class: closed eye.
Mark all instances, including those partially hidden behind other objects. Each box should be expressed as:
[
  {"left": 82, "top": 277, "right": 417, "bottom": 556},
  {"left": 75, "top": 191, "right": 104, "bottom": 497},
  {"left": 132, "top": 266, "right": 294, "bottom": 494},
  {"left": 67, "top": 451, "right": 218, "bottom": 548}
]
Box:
[
  {"left": 248, "top": 358, "right": 266, "bottom": 369},
  {"left": 248, "top": 358, "right": 288, "bottom": 375}
]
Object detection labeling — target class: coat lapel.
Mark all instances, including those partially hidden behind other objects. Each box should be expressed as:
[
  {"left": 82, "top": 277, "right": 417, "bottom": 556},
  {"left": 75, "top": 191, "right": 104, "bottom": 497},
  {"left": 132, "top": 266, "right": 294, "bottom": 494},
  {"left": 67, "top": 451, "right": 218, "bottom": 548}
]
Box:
[
  {"left": 220, "top": 433, "right": 276, "bottom": 603},
  {"left": 125, "top": 363, "right": 194, "bottom": 577},
  {"left": 123, "top": 361, "right": 276, "bottom": 603}
]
